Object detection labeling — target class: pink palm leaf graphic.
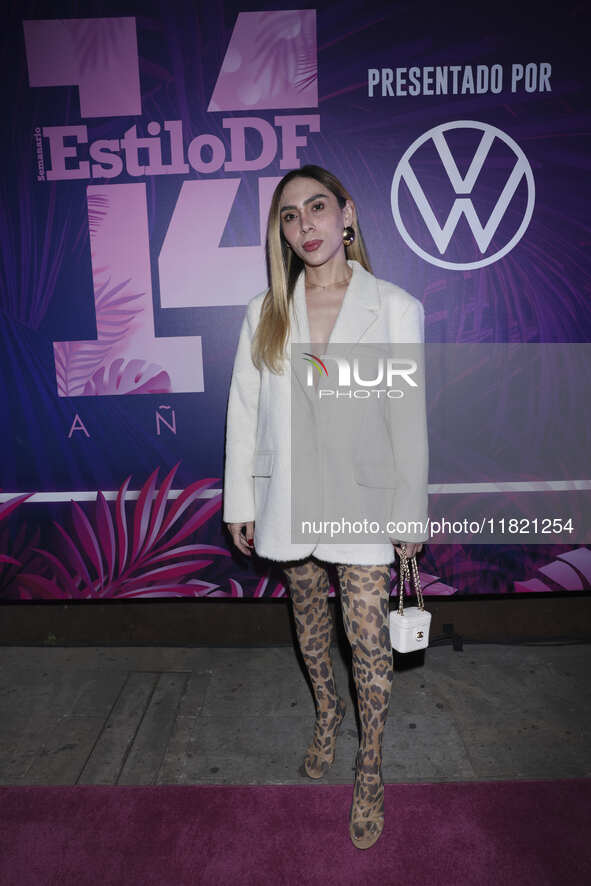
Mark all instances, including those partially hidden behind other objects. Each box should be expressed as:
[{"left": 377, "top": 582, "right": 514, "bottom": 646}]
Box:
[
  {"left": 17, "top": 465, "right": 231, "bottom": 599},
  {"left": 54, "top": 276, "right": 144, "bottom": 396},
  {"left": 0, "top": 492, "right": 34, "bottom": 567},
  {"left": 514, "top": 547, "right": 591, "bottom": 592}
]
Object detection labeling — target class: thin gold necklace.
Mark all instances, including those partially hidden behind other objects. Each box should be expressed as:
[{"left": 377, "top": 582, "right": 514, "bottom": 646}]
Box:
[{"left": 305, "top": 269, "right": 352, "bottom": 290}]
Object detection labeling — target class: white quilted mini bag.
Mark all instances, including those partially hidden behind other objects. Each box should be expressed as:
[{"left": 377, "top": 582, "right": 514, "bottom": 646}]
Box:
[{"left": 389, "top": 546, "right": 431, "bottom": 653}]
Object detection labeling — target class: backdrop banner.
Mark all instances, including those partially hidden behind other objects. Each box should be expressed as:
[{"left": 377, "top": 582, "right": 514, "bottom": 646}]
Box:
[{"left": 1, "top": 1, "right": 589, "bottom": 599}]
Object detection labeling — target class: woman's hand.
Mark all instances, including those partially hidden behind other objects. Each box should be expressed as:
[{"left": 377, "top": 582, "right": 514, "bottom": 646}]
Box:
[
  {"left": 227, "top": 521, "right": 255, "bottom": 557},
  {"left": 390, "top": 540, "right": 423, "bottom": 558}
]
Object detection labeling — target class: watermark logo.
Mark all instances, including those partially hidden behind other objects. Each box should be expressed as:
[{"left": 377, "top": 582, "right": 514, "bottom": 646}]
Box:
[
  {"left": 301, "top": 352, "right": 418, "bottom": 397},
  {"left": 391, "top": 120, "right": 535, "bottom": 270}
]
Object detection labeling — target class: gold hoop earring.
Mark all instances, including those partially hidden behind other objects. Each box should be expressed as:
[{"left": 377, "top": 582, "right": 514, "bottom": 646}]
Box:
[{"left": 342, "top": 226, "right": 356, "bottom": 247}]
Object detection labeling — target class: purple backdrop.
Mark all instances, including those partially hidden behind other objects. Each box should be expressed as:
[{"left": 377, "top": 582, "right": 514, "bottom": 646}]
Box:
[{"left": 1, "top": 0, "right": 589, "bottom": 600}]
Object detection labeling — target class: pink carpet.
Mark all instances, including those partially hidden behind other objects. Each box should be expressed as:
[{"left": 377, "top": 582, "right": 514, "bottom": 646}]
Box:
[{"left": 1, "top": 779, "right": 589, "bottom": 885}]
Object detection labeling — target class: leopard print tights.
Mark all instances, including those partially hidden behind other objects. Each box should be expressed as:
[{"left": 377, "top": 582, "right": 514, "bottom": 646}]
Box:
[{"left": 282, "top": 555, "right": 393, "bottom": 779}]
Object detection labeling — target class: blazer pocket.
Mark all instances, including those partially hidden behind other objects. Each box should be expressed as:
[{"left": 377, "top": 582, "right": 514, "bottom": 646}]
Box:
[
  {"left": 252, "top": 450, "right": 274, "bottom": 477},
  {"left": 354, "top": 460, "right": 396, "bottom": 489}
]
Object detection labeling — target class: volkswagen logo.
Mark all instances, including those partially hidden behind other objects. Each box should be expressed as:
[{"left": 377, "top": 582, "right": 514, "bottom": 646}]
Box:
[{"left": 391, "top": 120, "right": 535, "bottom": 270}]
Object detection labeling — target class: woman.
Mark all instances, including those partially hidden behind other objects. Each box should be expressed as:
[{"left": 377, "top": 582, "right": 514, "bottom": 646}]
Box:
[{"left": 223, "top": 165, "right": 429, "bottom": 850}]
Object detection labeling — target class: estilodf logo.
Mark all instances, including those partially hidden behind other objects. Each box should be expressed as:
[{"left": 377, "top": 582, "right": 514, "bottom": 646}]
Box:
[
  {"left": 301, "top": 352, "right": 418, "bottom": 398},
  {"left": 391, "top": 120, "right": 535, "bottom": 270}
]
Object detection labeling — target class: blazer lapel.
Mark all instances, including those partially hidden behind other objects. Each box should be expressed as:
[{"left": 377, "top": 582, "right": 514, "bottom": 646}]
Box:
[{"left": 288, "top": 259, "right": 381, "bottom": 403}]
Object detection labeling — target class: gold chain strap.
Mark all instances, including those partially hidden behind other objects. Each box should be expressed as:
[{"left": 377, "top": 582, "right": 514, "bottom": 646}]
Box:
[{"left": 397, "top": 545, "right": 425, "bottom": 615}]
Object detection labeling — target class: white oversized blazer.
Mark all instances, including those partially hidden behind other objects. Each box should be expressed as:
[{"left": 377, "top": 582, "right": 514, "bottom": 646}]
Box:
[{"left": 223, "top": 259, "right": 429, "bottom": 565}]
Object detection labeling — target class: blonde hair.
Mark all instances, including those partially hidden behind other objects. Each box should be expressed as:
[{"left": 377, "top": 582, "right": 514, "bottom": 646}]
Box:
[{"left": 251, "top": 164, "right": 373, "bottom": 374}]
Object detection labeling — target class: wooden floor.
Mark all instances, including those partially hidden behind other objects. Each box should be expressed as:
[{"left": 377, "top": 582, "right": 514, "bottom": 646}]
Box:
[{"left": 1, "top": 643, "right": 590, "bottom": 785}]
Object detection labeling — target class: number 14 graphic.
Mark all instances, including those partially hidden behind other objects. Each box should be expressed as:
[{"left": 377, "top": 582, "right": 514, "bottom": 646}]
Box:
[{"left": 22, "top": 13, "right": 315, "bottom": 395}]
